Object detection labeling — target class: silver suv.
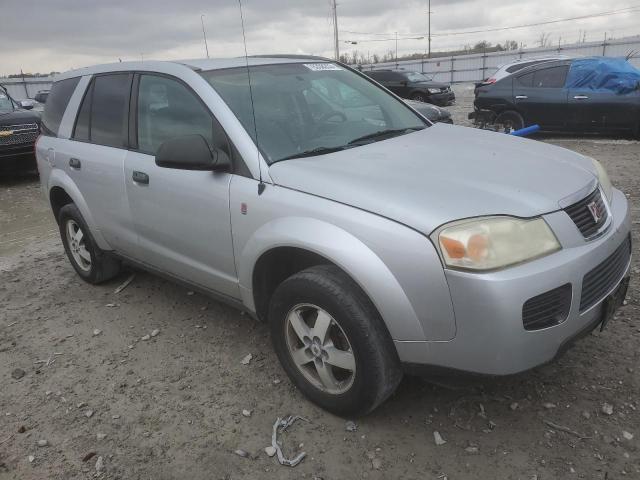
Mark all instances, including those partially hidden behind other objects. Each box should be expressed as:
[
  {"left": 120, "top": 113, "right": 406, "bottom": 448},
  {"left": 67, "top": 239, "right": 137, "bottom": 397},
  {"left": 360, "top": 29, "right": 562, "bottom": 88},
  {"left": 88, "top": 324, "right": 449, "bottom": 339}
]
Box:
[{"left": 36, "top": 56, "right": 631, "bottom": 416}]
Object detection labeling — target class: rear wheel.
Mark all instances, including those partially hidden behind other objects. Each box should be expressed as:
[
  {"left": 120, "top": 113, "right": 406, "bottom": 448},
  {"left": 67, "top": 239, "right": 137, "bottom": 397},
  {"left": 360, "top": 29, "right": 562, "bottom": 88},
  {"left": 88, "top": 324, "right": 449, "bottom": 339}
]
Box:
[
  {"left": 495, "top": 110, "right": 525, "bottom": 132},
  {"left": 58, "top": 203, "right": 121, "bottom": 284},
  {"left": 269, "top": 265, "right": 402, "bottom": 417}
]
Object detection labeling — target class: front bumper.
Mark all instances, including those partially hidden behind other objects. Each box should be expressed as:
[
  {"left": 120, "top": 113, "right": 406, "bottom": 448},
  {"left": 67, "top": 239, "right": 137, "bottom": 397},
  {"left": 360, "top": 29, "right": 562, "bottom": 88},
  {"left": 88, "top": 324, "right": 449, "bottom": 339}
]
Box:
[
  {"left": 0, "top": 143, "right": 37, "bottom": 172},
  {"left": 428, "top": 91, "right": 456, "bottom": 106},
  {"left": 396, "top": 188, "right": 631, "bottom": 375}
]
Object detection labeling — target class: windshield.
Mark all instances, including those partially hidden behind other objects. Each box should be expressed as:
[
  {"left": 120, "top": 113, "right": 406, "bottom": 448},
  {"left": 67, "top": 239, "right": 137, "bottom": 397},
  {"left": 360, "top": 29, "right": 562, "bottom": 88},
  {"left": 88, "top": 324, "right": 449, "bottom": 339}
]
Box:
[
  {"left": 405, "top": 71, "right": 433, "bottom": 82},
  {"left": 200, "top": 62, "right": 426, "bottom": 163},
  {"left": 0, "top": 90, "right": 15, "bottom": 113}
]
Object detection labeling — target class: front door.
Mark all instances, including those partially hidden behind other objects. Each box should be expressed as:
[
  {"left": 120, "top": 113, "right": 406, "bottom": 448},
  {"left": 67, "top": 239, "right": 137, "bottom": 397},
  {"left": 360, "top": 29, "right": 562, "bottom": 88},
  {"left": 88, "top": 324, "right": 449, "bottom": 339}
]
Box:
[{"left": 124, "top": 73, "right": 239, "bottom": 299}]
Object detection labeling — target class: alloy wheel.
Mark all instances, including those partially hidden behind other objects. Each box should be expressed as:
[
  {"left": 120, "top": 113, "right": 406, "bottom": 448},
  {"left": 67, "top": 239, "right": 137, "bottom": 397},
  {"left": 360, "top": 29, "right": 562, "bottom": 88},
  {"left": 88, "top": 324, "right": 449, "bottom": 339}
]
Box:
[
  {"left": 65, "top": 219, "right": 91, "bottom": 272},
  {"left": 284, "top": 303, "right": 356, "bottom": 395}
]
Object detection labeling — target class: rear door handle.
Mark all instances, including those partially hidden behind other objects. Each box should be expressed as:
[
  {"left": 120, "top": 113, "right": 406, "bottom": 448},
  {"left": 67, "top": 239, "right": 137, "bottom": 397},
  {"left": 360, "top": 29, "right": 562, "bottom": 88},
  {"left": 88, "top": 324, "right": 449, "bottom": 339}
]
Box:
[
  {"left": 515, "top": 95, "right": 528, "bottom": 99},
  {"left": 69, "top": 158, "right": 81, "bottom": 169},
  {"left": 573, "top": 95, "right": 589, "bottom": 100},
  {"left": 132, "top": 171, "right": 149, "bottom": 185}
]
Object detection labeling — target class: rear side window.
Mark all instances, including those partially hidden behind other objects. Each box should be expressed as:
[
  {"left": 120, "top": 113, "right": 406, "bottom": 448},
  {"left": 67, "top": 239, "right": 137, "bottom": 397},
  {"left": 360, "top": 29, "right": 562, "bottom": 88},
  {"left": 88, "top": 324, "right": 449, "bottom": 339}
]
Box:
[
  {"left": 41, "top": 77, "right": 80, "bottom": 136},
  {"left": 73, "top": 82, "right": 92, "bottom": 141},
  {"left": 516, "top": 66, "right": 568, "bottom": 89},
  {"left": 90, "top": 74, "right": 131, "bottom": 148},
  {"left": 533, "top": 66, "right": 568, "bottom": 88}
]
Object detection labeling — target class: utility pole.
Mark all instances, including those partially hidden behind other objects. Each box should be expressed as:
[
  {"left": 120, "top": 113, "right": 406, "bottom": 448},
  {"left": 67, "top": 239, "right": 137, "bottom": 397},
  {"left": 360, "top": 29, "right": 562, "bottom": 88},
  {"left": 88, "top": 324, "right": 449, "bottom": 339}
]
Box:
[
  {"left": 201, "top": 14, "right": 210, "bottom": 59},
  {"left": 427, "top": 0, "right": 432, "bottom": 58},
  {"left": 332, "top": 0, "right": 339, "bottom": 61},
  {"left": 395, "top": 31, "right": 399, "bottom": 67}
]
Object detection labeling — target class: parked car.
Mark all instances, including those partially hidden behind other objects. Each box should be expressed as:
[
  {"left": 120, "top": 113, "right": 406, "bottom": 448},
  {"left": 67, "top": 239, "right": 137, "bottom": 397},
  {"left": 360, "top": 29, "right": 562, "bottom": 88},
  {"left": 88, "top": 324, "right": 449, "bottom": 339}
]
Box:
[
  {"left": 0, "top": 85, "right": 41, "bottom": 173},
  {"left": 365, "top": 69, "right": 455, "bottom": 106},
  {"left": 37, "top": 56, "right": 630, "bottom": 416},
  {"left": 476, "top": 56, "right": 570, "bottom": 89},
  {"left": 404, "top": 99, "right": 453, "bottom": 123},
  {"left": 471, "top": 57, "right": 640, "bottom": 134},
  {"left": 34, "top": 90, "right": 50, "bottom": 104}
]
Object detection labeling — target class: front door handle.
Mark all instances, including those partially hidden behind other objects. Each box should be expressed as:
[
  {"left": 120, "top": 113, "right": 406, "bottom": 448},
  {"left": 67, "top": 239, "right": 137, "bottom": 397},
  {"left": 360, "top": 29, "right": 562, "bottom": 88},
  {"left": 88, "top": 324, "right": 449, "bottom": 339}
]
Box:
[
  {"left": 573, "top": 95, "right": 589, "bottom": 100},
  {"left": 69, "top": 157, "right": 81, "bottom": 169},
  {"left": 515, "top": 95, "right": 528, "bottom": 99},
  {"left": 132, "top": 170, "right": 149, "bottom": 185}
]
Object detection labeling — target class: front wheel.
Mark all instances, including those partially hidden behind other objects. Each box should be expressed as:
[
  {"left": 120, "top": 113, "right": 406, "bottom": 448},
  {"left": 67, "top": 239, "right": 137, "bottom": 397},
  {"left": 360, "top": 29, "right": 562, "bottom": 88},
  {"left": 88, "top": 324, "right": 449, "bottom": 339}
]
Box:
[
  {"left": 411, "top": 92, "right": 427, "bottom": 102},
  {"left": 269, "top": 265, "right": 402, "bottom": 417}
]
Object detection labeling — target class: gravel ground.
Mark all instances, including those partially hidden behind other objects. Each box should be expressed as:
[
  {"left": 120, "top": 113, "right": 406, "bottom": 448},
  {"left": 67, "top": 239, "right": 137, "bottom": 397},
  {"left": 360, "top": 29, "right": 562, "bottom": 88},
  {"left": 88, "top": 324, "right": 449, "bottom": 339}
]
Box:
[{"left": 1, "top": 84, "right": 639, "bottom": 480}]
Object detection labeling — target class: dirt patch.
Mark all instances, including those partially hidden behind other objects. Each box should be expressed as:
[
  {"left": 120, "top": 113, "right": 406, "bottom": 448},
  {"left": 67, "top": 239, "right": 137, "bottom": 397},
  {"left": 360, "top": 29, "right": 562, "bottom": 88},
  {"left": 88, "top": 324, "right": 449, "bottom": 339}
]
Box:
[{"left": 1, "top": 89, "right": 639, "bottom": 479}]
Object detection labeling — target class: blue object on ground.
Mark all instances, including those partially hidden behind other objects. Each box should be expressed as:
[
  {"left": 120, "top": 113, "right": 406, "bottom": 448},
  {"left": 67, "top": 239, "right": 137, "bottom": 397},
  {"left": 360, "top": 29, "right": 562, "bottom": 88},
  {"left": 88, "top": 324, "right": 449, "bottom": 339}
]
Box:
[{"left": 510, "top": 124, "right": 540, "bottom": 137}]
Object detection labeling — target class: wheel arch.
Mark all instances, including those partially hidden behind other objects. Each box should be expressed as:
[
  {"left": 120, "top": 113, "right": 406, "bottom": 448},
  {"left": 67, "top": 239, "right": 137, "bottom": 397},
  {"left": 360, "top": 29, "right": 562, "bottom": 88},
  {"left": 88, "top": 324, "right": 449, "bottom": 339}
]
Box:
[
  {"left": 47, "top": 169, "right": 111, "bottom": 250},
  {"left": 239, "top": 217, "right": 427, "bottom": 342}
]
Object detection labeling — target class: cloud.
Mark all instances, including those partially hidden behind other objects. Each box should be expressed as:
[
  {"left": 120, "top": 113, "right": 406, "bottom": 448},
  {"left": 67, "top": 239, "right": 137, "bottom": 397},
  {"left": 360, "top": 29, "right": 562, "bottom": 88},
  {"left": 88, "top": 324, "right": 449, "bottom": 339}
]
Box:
[{"left": 1, "top": 0, "right": 637, "bottom": 75}]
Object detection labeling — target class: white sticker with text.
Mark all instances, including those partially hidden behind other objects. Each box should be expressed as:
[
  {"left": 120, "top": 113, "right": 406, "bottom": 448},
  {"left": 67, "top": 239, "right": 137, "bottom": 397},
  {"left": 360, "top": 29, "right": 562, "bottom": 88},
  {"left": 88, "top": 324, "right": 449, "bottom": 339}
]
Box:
[{"left": 303, "top": 63, "right": 343, "bottom": 72}]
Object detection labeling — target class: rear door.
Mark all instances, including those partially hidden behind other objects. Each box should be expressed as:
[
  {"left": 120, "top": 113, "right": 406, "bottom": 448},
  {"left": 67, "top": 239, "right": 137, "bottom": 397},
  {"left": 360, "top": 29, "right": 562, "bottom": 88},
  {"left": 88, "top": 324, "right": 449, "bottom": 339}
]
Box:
[
  {"left": 60, "top": 73, "right": 139, "bottom": 255},
  {"left": 513, "top": 65, "right": 569, "bottom": 128},
  {"left": 124, "top": 73, "right": 239, "bottom": 298}
]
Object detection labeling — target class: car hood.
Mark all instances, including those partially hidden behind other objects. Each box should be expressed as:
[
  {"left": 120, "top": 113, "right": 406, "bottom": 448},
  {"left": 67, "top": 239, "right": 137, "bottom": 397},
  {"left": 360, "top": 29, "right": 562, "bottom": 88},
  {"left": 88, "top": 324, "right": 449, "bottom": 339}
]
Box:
[
  {"left": 0, "top": 109, "right": 40, "bottom": 125},
  {"left": 269, "top": 124, "right": 597, "bottom": 234}
]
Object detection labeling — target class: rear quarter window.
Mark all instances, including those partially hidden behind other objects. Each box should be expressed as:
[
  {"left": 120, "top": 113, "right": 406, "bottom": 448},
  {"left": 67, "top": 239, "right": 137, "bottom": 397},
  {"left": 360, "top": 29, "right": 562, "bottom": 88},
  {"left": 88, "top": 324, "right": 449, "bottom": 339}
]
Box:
[{"left": 41, "top": 77, "right": 81, "bottom": 136}]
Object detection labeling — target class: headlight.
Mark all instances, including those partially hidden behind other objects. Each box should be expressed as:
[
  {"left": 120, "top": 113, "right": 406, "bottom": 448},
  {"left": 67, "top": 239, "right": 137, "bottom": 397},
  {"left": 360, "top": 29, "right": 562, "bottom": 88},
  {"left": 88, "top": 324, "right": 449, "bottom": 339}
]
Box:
[
  {"left": 427, "top": 88, "right": 441, "bottom": 94},
  {"left": 591, "top": 158, "right": 613, "bottom": 202},
  {"left": 433, "top": 216, "right": 560, "bottom": 271}
]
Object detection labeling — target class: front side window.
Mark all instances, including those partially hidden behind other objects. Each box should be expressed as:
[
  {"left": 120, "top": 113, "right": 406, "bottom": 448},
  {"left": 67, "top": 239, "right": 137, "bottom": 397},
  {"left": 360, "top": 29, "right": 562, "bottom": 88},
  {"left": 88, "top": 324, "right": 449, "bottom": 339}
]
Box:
[
  {"left": 201, "top": 62, "right": 426, "bottom": 164},
  {"left": 90, "top": 74, "right": 131, "bottom": 148},
  {"left": 136, "top": 75, "right": 221, "bottom": 155}
]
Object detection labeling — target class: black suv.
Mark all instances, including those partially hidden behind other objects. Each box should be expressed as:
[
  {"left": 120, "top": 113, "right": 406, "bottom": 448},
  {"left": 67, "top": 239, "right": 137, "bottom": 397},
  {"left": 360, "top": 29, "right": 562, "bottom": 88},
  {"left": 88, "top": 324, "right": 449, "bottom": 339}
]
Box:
[
  {"left": 0, "top": 85, "right": 41, "bottom": 173},
  {"left": 365, "top": 70, "right": 455, "bottom": 106}
]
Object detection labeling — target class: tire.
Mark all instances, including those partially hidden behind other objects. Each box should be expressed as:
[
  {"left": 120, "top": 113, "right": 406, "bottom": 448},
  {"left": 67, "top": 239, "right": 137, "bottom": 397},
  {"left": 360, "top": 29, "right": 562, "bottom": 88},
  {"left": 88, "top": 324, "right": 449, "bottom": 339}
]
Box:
[
  {"left": 269, "top": 264, "right": 402, "bottom": 417},
  {"left": 411, "top": 92, "right": 427, "bottom": 103},
  {"left": 58, "top": 203, "right": 120, "bottom": 284},
  {"left": 495, "top": 110, "right": 525, "bottom": 132}
]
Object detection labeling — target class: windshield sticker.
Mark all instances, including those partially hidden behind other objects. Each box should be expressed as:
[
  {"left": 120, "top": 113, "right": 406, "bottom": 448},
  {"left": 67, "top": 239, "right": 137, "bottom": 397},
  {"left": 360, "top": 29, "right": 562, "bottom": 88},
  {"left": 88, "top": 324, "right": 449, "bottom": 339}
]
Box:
[
  {"left": 303, "top": 63, "right": 343, "bottom": 72},
  {"left": 0, "top": 94, "right": 6, "bottom": 99}
]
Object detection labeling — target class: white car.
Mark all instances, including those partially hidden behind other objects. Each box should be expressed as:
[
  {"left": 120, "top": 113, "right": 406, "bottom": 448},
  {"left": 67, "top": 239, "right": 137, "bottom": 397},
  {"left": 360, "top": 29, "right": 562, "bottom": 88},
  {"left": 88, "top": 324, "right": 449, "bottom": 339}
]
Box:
[{"left": 479, "top": 56, "right": 570, "bottom": 86}]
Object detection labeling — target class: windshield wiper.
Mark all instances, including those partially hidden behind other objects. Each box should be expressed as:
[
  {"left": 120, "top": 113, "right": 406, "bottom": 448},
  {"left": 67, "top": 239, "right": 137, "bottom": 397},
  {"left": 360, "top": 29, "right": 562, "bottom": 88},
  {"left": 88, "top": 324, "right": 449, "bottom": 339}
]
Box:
[
  {"left": 276, "top": 145, "right": 349, "bottom": 162},
  {"left": 348, "top": 127, "right": 424, "bottom": 145}
]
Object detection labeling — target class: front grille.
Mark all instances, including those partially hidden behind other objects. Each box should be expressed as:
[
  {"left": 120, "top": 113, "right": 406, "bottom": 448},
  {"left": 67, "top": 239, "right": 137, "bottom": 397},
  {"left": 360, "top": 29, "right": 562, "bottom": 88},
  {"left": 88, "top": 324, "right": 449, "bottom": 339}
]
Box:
[
  {"left": 0, "top": 123, "right": 39, "bottom": 147},
  {"left": 564, "top": 188, "right": 608, "bottom": 238},
  {"left": 580, "top": 235, "right": 632, "bottom": 312},
  {"left": 523, "top": 284, "right": 572, "bottom": 331}
]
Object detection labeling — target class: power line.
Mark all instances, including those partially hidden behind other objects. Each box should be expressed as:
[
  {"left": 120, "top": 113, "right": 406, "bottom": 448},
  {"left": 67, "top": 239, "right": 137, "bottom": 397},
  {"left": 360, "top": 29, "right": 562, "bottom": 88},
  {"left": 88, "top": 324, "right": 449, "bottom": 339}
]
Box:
[{"left": 341, "top": 5, "right": 640, "bottom": 39}]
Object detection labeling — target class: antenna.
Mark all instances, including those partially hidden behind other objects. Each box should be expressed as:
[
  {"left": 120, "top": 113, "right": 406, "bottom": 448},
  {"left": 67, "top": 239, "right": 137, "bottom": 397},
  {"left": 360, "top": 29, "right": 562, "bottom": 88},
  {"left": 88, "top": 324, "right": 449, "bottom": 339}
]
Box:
[{"left": 238, "top": 0, "right": 265, "bottom": 195}]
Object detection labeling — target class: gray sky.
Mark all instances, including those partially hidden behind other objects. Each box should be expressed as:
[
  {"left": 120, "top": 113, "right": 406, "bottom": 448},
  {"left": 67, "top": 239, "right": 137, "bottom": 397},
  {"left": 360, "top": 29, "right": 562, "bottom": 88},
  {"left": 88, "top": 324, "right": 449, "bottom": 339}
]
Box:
[{"left": 2, "top": 0, "right": 639, "bottom": 75}]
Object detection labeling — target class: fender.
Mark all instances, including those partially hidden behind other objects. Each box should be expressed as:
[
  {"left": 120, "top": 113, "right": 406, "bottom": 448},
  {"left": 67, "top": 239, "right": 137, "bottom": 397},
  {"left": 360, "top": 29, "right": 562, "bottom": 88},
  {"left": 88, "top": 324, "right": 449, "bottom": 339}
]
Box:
[
  {"left": 47, "top": 168, "right": 112, "bottom": 251},
  {"left": 237, "top": 216, "right": 427, "bottom": 342}
]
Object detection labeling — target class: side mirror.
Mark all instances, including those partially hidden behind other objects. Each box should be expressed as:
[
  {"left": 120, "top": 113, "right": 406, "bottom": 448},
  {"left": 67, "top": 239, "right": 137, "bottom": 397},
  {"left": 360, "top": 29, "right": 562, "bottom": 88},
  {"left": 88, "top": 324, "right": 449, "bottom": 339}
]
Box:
[
  {"left": 19, "top": 100, "right": 34, "bottom": 110},
  {"left": 155, "top": 134, "right": 231, "bottom": 172}
]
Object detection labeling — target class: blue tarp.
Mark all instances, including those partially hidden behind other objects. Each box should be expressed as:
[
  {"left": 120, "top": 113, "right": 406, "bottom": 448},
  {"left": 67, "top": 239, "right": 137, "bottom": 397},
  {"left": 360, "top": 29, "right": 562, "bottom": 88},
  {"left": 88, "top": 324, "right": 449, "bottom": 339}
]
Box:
[{"left": 566, "top": 57, "right": 640, "bottom": 95}]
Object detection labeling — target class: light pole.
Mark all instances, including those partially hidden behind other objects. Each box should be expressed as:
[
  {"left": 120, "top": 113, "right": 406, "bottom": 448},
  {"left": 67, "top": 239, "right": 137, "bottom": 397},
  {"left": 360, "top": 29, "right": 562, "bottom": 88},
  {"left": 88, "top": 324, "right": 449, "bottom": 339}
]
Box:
[
  {"left": 427, "top": 0, "right": 432, "bottom": 58},
  {"left": 332, "top": 0, "right": 339, "bottom": 61},
  {"left": 201, "top": 14, "right": 210, "bottom": 59}
]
